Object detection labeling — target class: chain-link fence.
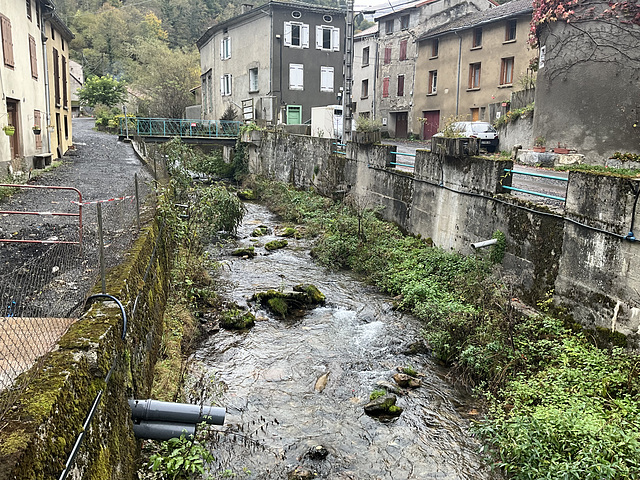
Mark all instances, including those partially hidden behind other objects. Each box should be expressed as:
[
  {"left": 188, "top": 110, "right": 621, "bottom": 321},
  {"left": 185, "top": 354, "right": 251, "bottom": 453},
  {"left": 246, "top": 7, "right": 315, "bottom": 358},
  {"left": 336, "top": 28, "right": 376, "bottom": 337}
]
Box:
[{"left": 0, "top": 165, "right": 158, "bottom": 423}]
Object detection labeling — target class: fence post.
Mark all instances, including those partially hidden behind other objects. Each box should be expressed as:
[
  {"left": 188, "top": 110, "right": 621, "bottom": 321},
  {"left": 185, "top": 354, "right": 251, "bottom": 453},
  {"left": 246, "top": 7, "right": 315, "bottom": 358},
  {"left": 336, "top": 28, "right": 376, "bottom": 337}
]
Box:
[
  {"left": 97, "top": 203, "right": 106, "bottom": 294},
  {"left": 135, "top": 173, "right": 141, "bottom": 230}
]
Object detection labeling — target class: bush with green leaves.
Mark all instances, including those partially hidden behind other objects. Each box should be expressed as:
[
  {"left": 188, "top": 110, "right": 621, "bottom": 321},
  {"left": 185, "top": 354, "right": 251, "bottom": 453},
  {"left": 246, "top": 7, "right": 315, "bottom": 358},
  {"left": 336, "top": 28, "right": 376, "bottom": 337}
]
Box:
[{"left": 148, "top": 433, "right": 215, "bottom": 479}]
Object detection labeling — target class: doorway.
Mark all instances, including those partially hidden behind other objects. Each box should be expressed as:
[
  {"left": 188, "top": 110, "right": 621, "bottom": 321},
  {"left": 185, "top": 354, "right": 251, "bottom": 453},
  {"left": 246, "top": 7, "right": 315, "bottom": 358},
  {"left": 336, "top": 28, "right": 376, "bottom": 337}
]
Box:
[
  {"left": 421, "top": 110, "right": 440, "bottom": 139},
  {"left": 394, "top": 112, "right": 408, "bottom": 138},
  {"left": 471, "top": 108, "right": 479, "bottom": 122},
  {"left": 286, "top": 105, "right": 302, "bottom": 125},
  {"left": 6, "top": 99, "right": 19, "bottom": 159}
]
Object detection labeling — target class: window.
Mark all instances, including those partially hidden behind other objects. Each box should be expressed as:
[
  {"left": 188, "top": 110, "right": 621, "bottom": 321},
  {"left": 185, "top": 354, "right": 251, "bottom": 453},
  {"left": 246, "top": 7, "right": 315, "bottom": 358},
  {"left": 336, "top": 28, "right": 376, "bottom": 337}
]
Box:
[
  {"left": 249, "top": 68, "right": 259, "bottom": 92},
  {"left": 500, "top": 57, "right": 514, "bottom": 85},
  {"left": 399, "top": 39, "right": 407, "bottom": 61},
  {"left": 220, "top": 73, "right": 232, "bottom": 96},
  {"left": 289, "top": 63, "right": 303, "bottom": 90},
  {"left": 382, "top": 76, "right": 390, "bottom": 98},
  {"left": 220, "top": 37, "right": 231, "bottom": 59},
  {"left": 397, "top": 74, "right": 404, "bottom": 96},
  {"left": 428, "top": 70, "right": 437, "bottom": 94},
  {"left": 286, "top": 105, "right": 302, "bottom": 124},
  {"left": 29, "top": 34, "right": 37, "bottom": 79},
  {"left": 34, "top": 110, "right": 41, "bottom": 148},
  {"left": 292, "top": 11, "right": 302, "bottom": 18},
  {"left": 472, "top": 27, "right": 482, "bottom": 48},
  {"left": 316, "top": 25, "right": 339, "bottom": 51},
  {"left": 36, "top": 5, "right": 40, "bottom": 28},
  {"left": 384, "top": 46, "right": 391, "bottom": 64},
  {"left": 207, "top": 72, "right": 213, "bottom": 111},
  {"left": 385, "top": 20, "right": 393, "bottom": 34},
  {"left": 64, "top": 115, "right": 69, "bottom": 139},
  {"left": 506, "top": 19, "right": 517, "bottom": 41},
  {"left": 361, "top": 79, "right": 369, "bottom": 98},
  {"left": 362, "top": 46, "right": 369, "bottom": 66},
  {"left": 53, "top": 48, "right": 60, "bottom": 105},
  {"left": 468, "top": 62, "right": 481, "bottom": 89},
  {"left": 431, "top": 38, "right": 439, "bottom": 58},
  {"left": 401, "top": 15, "right": 409, "bottom": 30},
  {"left": 26, "top": 0, "right": 32, "bottom": 20},
  {"left": 201, "top": 76, "right": 208, "bottom": 114},
  {"left": 284, "top": 21, "right": 309, "bottom": 48},
  {"left": 320, "top": 66, "right": 334, "bottom": 92},
  {"left": 1, "top": 15, "right": 14, "bottom": 68},
  {"left": 323, "top": 15, "right": 333, "bottom": 23},
  {"left": 51, "top": 28, "right": 55, "bottom": 40},
  {"left": 62, "top": 56, "right": 68, "bottom": 107}
]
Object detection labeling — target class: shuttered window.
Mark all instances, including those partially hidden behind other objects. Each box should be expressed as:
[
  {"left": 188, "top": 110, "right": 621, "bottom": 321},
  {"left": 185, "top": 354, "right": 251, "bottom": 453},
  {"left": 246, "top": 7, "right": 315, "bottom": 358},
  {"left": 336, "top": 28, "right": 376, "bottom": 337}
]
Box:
[
  {"left": 315, "top": 26, "right": 339, "bottom": 51},
  {"left": 397, "top": 74, "right": 404, "bottom": 96},
  {"left": 29, "top": 34, "right": 37, "bottom": 78},
  {"left": 62, "top": 56, "right": 68, "bottom": 106},
  {"left": 1, "top": 15, "right": 14, "bottom": 68},
  {"left": 220, "top": 74, "right": 232, "bottom": 96},
  {"left": 382, "top": 77, "right": 390, "bottom": 98},
  {"left": 289, "top": 63, "right": 304, "bottom": 90},
  {"left": 53, "top": 48, "right": 60, "bottom": 106},
  {"left": 284, "top": 22, "right": 309, "bottom": 48},
  {"left": 320, "top": 66, "right": 334, "bottom": 92},
  {"left": 399, "top": 39, "right": 407, "bottom": 61},
  {"left": 384, "top": 46, "right": 391, "bottom": 64}
]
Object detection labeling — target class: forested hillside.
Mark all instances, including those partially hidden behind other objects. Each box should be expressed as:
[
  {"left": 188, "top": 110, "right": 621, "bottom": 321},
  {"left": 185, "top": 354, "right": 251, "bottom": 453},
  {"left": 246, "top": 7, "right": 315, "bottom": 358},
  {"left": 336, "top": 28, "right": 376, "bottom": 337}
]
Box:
[{"left": 56, "top": 0, "right": 340, "bottom": 117}]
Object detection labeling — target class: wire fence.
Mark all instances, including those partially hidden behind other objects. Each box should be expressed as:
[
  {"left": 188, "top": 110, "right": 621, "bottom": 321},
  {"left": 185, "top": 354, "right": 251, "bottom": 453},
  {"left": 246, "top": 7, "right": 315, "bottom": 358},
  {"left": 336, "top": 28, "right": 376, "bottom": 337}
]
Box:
[{"left": 0, "top": 165, "right": 158, "bottom": 423}]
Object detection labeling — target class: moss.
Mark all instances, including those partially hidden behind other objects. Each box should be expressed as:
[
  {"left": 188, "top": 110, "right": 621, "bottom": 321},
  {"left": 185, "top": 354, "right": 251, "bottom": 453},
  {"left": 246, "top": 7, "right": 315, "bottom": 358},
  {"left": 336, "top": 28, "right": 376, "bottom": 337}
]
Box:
[
  {"left": 293, "top": 284, "right": 325, "bottom": 304},
  {"left": 280, "top": 227, "right": 299, "bottom": 238},
  {"left": 387, "top": 405, "right": 403, "bottom": 415},
  {"left": 369, "top": 389, "right": 387, "bottom": 401},
  {"left": 220, "top": 309, "right": 256, "bottom": 330},
  {"left": 232, "top": 246, "right": 256, "bottom": 257},
  {"left": 267, "top": 297, "right": 288, "bottom": 317},
  {"left": 237, "top": 189, "right": 257, "bottom": 200},
  {"left": 251, "top": 225, "right": 270, "bottom": 237},
  {"left": 265, "top": 239, "right": 288, "bottom": 251}
]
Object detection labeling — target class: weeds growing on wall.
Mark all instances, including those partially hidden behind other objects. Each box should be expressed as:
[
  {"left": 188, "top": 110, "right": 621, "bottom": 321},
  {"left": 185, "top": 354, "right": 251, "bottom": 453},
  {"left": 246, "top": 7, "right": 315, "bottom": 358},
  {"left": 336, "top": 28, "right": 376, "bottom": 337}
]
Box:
[{"left": 249, "top": 177, "right": 640, "bottom": 480}]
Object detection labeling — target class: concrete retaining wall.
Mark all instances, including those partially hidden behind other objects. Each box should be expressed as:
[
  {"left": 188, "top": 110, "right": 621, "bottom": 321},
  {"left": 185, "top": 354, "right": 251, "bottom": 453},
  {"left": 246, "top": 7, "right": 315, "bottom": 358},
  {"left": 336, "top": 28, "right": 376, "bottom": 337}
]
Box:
[
  {"left": 247, "top": 131, "right": 640, "bottom": 346},
  {"left": 0, "top": 221, "right": 170, "bottom": 479}
]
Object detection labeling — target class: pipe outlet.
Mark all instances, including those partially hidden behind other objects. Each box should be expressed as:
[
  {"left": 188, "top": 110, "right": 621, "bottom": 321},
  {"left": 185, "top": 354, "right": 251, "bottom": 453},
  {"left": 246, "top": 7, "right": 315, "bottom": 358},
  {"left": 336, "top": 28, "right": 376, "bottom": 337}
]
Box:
[{"left": 129, "top": 399, "right": 226, "bottom": 426}]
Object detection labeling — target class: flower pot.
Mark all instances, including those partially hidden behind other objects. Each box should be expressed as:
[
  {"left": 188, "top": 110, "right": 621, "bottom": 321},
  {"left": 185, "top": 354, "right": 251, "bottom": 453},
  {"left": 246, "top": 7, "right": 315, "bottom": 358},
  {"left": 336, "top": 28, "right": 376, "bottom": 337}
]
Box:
[
  {"left": 32, "top": 128, "right": 41, "bottom": 135},
  {"left": 3, "top": 126, "right": 15, "bottom": 136},
  {"left": 553, "top": 147, "right": 569, "bottom": 154},
  {"left": 533, "top": 146, "right": 546, "bottom": 153}
]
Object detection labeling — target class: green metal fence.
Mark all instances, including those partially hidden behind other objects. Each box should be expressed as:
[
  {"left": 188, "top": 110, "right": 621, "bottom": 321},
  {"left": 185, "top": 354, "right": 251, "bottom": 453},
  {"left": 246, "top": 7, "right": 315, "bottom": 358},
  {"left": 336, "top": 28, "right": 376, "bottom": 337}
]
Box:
[{"left": 118, "top": 117, "right": 241, "bottom": 138}]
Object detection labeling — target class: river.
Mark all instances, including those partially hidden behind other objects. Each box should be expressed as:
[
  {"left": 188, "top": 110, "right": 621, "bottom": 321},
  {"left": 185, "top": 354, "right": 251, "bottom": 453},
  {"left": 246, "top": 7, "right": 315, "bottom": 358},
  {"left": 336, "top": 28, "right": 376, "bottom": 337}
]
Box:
[{"left": 192, "top": 202, "right": 495, "bottom": 479}]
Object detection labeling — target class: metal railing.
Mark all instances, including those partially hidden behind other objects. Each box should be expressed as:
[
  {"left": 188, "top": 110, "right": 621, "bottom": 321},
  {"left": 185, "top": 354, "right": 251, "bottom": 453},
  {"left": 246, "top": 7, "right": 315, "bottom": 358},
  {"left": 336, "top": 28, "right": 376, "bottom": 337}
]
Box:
[
  {"left": 332, "top": 142, "right": 346, "bottom": 155},
  {"left": 503, "top": 168, "right": 569, "bottom": 202},
  {"left": 118, "top": 117, "right": 242, "bottom": 138},
  {"left": 390, "top": 150, "right": 416, "bottom": 169}
]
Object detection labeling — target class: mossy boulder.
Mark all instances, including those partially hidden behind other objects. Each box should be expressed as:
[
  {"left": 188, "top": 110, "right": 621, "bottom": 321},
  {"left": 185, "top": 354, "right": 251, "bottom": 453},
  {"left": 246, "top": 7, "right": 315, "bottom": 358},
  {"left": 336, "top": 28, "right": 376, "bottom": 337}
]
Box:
[
  {"left": 251, "top": 225, "right": 271, "bottom": 237},
  {"left": 363, "top": 393, "right": 403, "bottom": 417},
  {"left": 265, "top": 239, "right": 288, "bottom": 251},
  {"left": 251, "top": 284, "right": 325, "bottom": 318},
  {"left": 279, "top": 227, "right": 300, "bottom": 238},
  {"left": 232, "top": 246, "right": 255, "bottom": 258},
  {"left": 220, "top": 308, "right": 256, "bottom": 330},
  {"left": 237, "top": 189, "right": 257, "bottom": 200}
]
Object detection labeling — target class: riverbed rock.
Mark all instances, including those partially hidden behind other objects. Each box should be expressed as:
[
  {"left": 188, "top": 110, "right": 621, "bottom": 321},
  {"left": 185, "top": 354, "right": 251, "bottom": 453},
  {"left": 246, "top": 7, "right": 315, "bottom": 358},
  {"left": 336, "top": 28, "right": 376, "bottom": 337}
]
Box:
[
  {"left": 220, "top": 308, "right": 256, "bottom": 330},
  {"left": 376, "top": 380, "right": 405, "bottom": 396},
  {"left": 279, "top": 226, "right": 300, "bottom": 238},
  {"left": 364, "top": 394, "right": 403, "bottom": 417},
  {"left": 305, "top": 444, "right": 329, "bottom": 460},
  {"left": 251, "top": 225, "right": 271, "bottom": 237},
  {"left": 287, "top": 467, "right": 316, "bottom": 480},
  {"left": 393, "top": 373, "right": 422, "bottom": 389},
  {"left": 237, "top": 189, "right": 256, "bottom": 200},
  {"left": 251, "top": 284, "right": 326, "bottom": 318},
  {"left": 231, "top": 246, "right": 255, "bottom": 258},
  {"left": 314, "top": 372, "right": 330, "bottom": 392},
  {"left": 403, "top": 340, "right": 431, "bottom": 355},
  {"left": 265, "top": 239, "right": 288, "bottom": 251}
]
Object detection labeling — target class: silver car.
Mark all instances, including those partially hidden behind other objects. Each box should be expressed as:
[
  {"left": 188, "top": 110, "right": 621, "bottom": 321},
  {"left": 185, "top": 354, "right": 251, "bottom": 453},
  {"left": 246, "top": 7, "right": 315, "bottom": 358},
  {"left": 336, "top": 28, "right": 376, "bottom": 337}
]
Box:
[{"left": 434, "top": 121, "right": 499, "bottom": 153}]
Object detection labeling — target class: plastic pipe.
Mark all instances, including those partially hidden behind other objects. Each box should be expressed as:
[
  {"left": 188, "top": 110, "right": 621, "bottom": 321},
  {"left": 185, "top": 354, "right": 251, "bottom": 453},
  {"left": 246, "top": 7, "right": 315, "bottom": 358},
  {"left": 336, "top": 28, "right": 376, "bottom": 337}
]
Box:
[
  {"left": 129, "top": 399, "right": 226, "bottom": 425},
  {"left": 133, "top": 421, "right": 196, "bottom": 441},
  {"left": 471, "top": 238, "right": 498, "bottom": 249}
]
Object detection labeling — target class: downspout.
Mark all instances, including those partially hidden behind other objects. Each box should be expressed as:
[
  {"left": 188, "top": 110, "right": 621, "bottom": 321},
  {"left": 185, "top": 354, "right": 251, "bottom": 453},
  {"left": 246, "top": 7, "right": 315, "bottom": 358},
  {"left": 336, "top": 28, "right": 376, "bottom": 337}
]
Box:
[
  {"left": 454, "top": 30, "right": 462, "bottom": 117},
  {"left": 372, "top": 36, "right": 378, "bottom": 118},
  {"left": 41, "top": 3, "right": 53, "bottom": 155}
]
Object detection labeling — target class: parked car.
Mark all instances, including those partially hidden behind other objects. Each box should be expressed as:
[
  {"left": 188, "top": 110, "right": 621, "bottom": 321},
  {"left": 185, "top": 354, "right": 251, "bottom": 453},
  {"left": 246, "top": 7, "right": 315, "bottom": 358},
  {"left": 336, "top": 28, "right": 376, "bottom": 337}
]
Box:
[{"left": 433, "top": 121, "right": 499, "bottom": 153}]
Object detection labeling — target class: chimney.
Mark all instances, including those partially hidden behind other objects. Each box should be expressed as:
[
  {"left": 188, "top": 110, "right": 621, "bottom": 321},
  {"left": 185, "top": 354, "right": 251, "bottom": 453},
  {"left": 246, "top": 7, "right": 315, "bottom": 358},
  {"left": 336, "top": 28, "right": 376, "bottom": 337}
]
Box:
[{"left": 241, "top": 3, "right": 254, "bottom": 13}]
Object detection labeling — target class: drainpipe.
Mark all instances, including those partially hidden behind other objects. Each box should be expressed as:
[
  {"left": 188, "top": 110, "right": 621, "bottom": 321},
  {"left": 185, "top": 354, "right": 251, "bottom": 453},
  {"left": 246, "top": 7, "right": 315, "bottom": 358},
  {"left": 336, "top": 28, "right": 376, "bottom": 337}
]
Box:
[{"left": 454, "top": 30, "right": 462, "bottom": 117}]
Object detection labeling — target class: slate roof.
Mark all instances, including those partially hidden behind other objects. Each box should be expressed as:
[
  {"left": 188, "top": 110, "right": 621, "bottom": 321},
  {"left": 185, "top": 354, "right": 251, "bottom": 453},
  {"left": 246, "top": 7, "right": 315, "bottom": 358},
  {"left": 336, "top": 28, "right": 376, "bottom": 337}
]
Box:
[
  {"left": 417, "top": 0, "right": 533, "bottom": 41},
  {"left": 355, "top": 24, "right": 378, "bottom": 39}
]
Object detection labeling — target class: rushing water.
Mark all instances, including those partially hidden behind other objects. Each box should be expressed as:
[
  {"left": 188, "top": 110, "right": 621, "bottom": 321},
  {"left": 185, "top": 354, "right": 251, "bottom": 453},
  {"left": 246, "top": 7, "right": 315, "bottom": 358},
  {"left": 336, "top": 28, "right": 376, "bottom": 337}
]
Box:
[{"left": 193, "top": 202, "right": 494, "bottom": 480}]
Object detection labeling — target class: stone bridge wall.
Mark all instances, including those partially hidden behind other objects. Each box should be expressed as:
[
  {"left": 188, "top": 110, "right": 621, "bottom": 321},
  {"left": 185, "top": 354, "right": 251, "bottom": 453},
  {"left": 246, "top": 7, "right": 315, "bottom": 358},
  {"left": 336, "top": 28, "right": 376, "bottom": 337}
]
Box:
[{"left": 247, "top": 131, "right": 640, "bottom": 346}]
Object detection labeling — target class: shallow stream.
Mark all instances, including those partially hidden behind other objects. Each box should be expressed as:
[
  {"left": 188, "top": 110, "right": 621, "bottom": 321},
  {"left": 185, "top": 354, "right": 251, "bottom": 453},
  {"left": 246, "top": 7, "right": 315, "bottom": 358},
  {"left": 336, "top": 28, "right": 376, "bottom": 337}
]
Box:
[{"left": 192, "top": 202, "right": 494, "bottom": 479}]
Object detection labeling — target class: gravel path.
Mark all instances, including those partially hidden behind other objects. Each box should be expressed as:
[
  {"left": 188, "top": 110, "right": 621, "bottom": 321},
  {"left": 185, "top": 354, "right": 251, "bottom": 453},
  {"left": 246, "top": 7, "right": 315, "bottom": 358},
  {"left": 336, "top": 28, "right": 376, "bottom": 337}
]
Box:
[{"left": 0, "top": 117, "right": 155, "bottom": 317}]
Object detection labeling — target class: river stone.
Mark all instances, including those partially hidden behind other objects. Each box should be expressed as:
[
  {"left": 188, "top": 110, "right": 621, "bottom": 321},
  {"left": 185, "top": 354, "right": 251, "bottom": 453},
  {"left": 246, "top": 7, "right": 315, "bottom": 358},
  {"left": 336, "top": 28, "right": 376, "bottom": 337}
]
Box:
[
  {"left": 237, "top": 189, "right": 256, "bottom": 200},
  {"left": 251, "top": 225, "right": 271, "bottom": 237},
  {"left": 364, "top": 394, "right": 403, "bottom": 417},
  {"left": 305, "top": 444, "right": 329, "bottom": 460},
  {"left": 231, "top": 246, "right": 255, "bottom": 258},
  {"left": 279, "top": 226, "right": 300, "bottom": 238},
  {"left": 393, "top": 373, "right": 422, "bottom": 389},
  {"left": 220, "top": 309, "right": 256, "bottom": 330},
  {"left": 265, "top": 239, "right": 288, "bottom": 251},
  {"left": 252, "top": 284, "right": 326, "bottom": 318},
  {"left": 376, "top": 380, "right": 404, "bottom": 396},
  {"left": 287, "top": 467, "right": 316, "bottom": 480},
  {"left": 293, "top": 284, "right": 326, "bottom": 304}
]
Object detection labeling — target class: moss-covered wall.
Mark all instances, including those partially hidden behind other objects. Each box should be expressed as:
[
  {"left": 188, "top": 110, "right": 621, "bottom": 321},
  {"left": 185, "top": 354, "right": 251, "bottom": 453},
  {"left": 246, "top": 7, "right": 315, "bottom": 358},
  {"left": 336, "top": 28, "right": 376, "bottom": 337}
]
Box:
[{"left": 0, "top": 220, "right": 170, "bottom": 479}]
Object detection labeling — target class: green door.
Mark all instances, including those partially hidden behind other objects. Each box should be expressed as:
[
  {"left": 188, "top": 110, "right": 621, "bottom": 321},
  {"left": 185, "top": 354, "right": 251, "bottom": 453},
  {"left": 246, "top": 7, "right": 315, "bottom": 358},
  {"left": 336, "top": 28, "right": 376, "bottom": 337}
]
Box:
[{"left": 286, "top": 105, "right": 302, "bottom": 124}]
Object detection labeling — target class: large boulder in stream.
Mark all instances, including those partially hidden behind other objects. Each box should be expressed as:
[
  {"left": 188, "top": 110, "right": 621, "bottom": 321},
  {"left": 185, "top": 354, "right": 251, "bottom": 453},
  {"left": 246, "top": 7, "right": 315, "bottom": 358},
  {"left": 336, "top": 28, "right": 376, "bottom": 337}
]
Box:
[
  {"left": 220, "top": 307, "right": 256, "bottom": 330},
  {"left": 251, "top": 284, "right": 325, "bottom": 318},
  {"left": 232, "top": 246, "right": 255, "bottom": 258},
  {"left": 265, "top": 239, "right": 288, "bottom": 251}
]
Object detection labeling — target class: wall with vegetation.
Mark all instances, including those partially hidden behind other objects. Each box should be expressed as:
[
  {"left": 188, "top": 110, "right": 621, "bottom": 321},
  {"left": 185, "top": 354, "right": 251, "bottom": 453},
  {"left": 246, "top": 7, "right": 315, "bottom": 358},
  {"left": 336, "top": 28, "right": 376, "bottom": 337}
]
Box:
[
  {"left": 0, "top": 222, "right": 169, "bottom": 479},
  {"left": 248, "top": 131, "right": 640, "bottom": 346}
]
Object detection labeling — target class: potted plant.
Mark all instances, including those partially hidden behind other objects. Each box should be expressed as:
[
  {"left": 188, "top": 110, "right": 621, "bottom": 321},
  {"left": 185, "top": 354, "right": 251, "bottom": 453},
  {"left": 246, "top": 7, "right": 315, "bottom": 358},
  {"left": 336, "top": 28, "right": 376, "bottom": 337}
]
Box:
[
  {"left": 533, "top": 136, "right": 546, "bottom": 153},
  {"left": 32, "top": 125, "right": 41, "bottom": 135},
  {"left": 354, "top": 116, "right": 382, "bottom": 144},
  {"left": 3, "top": 125, "right": 15, "bottom": 136},
  {"left": 553, "top": 143, "right": 570, "bottom": 154}
]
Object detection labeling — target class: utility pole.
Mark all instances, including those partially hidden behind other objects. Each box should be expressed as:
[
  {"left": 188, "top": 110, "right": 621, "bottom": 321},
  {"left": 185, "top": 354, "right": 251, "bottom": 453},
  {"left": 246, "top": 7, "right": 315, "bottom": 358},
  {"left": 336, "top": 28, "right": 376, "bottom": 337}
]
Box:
[{"left": 343, "top": 0, "right": 354, "bottom": 142}]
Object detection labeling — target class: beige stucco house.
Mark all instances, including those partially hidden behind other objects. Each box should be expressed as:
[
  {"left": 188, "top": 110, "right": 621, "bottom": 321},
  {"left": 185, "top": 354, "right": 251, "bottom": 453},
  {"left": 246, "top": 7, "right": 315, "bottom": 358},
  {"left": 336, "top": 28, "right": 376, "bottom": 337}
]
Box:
[{"left": 415, "top": 0, "right": 534, "bottom": 139}]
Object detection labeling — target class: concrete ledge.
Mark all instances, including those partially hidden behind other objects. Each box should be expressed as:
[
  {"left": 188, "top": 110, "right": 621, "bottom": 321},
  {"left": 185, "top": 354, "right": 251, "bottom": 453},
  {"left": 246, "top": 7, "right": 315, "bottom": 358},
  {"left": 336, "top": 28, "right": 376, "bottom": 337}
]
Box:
[
  {"left": 518, "top": 149, "right": 584, "bottom": 167},
  {"left": 33, "top": 153, "right": 52, "bottom": 169}
]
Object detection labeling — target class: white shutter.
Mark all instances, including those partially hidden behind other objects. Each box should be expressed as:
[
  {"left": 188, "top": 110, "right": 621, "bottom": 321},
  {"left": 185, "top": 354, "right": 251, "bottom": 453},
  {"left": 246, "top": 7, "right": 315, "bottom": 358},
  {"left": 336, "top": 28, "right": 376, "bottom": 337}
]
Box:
[
  {"left": 302, "top": 24, "right": 309, "bottom": 48},
  {"left": 284, "top": 22, "right": 292, "bottom": 46},
  {"left": 320, "top": 66, "right": 333, "bottom": 92},
  {"left": 220, "top": 75, "right": 225, "bottom": 95},
  {"left": 315, "top": 26, "right": 323, "bottom": 49},
  {"left": 289, "top": 64, "right": 303, "bottom": 90},
  {"left": 227, "top": 37, "right": 231, "bottom": 58},
  {"left": 228, "top": 74, "right": 232, "bottom": 95},
  {"left": 332, "top": 27, "right": 340, "bottom": 52},
  {"left": 220, "top": 39, "right": 224, "bottom": 59}
]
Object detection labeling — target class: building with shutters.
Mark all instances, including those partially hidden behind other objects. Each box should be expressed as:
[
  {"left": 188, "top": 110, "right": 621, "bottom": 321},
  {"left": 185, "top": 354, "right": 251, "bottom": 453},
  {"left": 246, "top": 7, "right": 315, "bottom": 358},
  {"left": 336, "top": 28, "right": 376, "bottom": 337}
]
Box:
[
  {"left": 375, "top": 0, "right": 495, "bottom": 138},
  {"left": 196, "top": 1, "right": 345, "bottom": 125}
]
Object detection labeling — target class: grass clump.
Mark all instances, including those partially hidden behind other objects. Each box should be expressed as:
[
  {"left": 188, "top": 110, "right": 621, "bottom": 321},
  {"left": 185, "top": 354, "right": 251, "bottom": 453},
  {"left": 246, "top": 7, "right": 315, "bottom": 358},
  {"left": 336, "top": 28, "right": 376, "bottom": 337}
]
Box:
[
  {"left": 369, "top": 389, "right": 387, "bottom": 401},
  {"left": 555, "top": 164, "right": 640, "bottom": 178}
]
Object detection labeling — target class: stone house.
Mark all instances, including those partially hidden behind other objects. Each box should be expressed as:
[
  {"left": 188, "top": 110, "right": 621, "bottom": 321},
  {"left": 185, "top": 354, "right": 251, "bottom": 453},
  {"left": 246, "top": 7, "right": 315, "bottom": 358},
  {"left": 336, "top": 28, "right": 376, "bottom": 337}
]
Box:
[
  {"left": 196, "top": 1, "right": 346, "bottom": 125},
  {"left": 414, "top": 0, "right": 534, "bottom": 140},
  {"left": 353, "top": 24, "right": 378, "bottom": 122},
  {"left": 375, "top": 0, "right": 495, "bottom": 138}
]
